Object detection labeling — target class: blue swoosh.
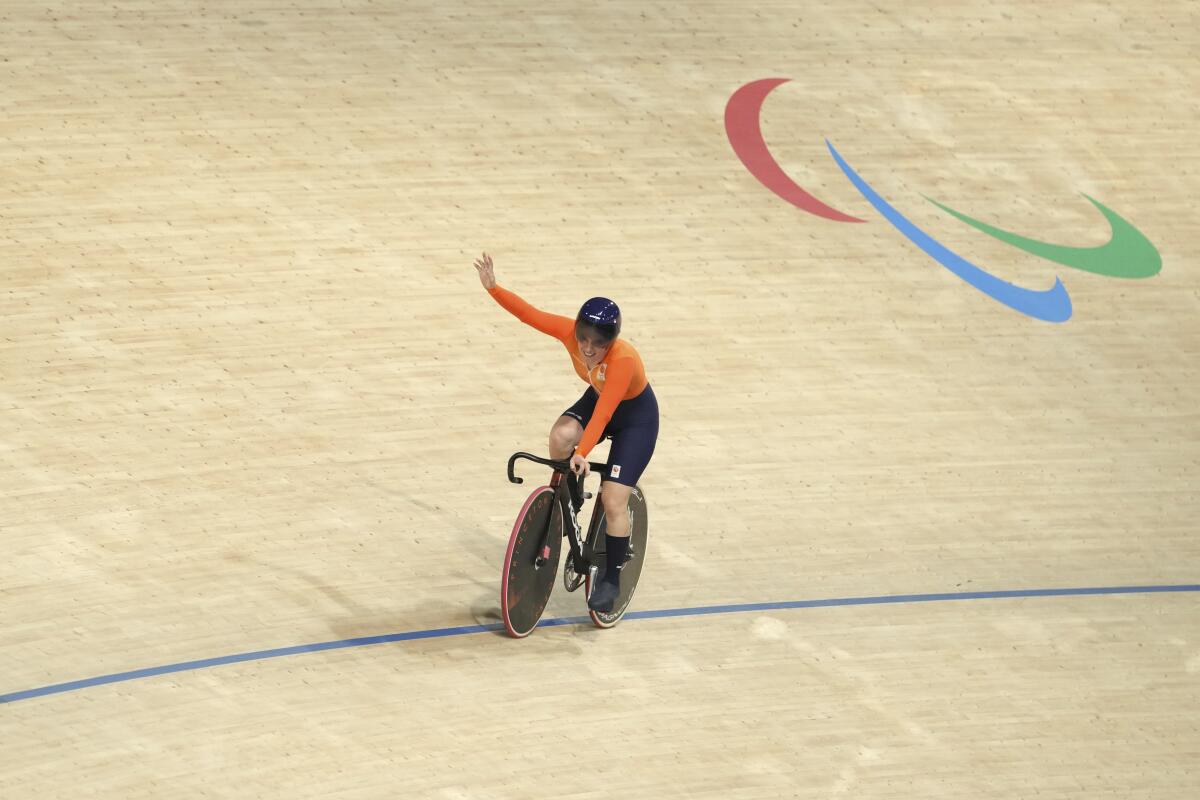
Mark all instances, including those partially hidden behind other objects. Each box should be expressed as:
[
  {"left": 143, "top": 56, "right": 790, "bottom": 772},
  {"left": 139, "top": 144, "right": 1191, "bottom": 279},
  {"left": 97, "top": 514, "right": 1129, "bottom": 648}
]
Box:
[{"left": 825, "top": 140, "right": 1074, "bottom": 323}]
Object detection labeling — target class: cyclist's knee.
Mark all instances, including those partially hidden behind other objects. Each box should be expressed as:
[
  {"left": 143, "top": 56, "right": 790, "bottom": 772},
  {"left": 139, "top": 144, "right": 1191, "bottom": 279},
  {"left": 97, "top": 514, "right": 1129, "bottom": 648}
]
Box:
[
  {"left": 549, "top": 416, "right": 582, "bottom": 459},
  {"left": 601, "top": 483, "right": 631, "bottom": 518}
]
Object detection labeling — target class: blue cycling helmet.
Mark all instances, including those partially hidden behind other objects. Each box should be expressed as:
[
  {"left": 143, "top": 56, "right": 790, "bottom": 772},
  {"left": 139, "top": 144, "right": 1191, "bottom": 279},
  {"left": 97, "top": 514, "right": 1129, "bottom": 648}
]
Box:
[{"left": 575, "top": 296, "right": 621, "bottom": 343}]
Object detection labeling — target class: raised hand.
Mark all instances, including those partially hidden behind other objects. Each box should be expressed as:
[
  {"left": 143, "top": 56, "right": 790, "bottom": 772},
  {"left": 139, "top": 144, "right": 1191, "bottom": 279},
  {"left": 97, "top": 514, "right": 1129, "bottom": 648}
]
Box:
[{"left": 473, "top": 252, "right": 497, "bottom": 290}]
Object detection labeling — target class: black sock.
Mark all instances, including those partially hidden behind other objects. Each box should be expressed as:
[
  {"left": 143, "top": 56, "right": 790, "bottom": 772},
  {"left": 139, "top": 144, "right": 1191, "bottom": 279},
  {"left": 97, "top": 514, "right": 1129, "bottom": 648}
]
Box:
[{"left": 604, "top": 534, "right": 628, "bottom": 585}]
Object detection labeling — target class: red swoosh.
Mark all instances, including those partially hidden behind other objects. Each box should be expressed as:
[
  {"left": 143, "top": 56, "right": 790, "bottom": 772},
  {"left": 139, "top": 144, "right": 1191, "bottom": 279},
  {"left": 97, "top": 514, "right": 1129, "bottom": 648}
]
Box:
[{"left": 725, "top": 78, "right": 864, "bottom": 223}]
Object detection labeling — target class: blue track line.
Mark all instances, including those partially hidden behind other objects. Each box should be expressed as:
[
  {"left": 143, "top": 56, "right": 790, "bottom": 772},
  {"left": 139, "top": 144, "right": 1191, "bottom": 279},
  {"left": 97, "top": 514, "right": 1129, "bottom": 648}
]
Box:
[{"left": 3, "top": 584, "right": 1197, "bottom": 704}]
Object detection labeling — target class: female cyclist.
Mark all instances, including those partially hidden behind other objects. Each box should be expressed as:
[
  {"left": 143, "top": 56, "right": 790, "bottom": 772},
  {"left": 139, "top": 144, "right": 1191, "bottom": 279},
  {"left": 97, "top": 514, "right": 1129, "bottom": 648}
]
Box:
[{"left": 473, "top": 252, "right": 658, "bottom": 613}]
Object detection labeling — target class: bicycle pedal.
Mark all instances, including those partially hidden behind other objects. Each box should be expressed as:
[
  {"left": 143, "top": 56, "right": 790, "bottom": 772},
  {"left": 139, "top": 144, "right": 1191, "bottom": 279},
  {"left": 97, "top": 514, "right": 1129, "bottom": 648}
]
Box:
[{"left": 563, "top": 560, "right": 585, "bottom": 592}]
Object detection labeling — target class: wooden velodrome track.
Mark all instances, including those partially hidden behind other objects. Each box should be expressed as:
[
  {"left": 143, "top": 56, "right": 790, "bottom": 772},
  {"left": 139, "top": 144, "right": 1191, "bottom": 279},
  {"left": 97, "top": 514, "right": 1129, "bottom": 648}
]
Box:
[{"left": 2, "top": 1, "right": 1197, "bottom": 797}]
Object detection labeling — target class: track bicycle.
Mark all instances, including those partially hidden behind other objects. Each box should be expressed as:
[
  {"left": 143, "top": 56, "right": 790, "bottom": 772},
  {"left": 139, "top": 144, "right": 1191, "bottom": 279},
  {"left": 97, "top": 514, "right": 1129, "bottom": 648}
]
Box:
[{"left": 500, "top": 452, "right": 649, "bottom": 638}]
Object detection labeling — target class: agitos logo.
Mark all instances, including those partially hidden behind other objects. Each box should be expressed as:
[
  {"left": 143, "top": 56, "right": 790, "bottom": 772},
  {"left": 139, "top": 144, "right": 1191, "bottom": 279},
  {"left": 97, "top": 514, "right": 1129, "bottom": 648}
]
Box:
[{"left": 725, "top": 78, "right": 1162, "bottom": 323}]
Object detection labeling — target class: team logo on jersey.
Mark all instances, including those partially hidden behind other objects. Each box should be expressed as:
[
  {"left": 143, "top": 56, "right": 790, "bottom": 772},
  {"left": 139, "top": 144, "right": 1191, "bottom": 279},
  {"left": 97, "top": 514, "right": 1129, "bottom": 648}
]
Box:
[{"left": 592, "top": 362, "right": 607, "bottom": 389}]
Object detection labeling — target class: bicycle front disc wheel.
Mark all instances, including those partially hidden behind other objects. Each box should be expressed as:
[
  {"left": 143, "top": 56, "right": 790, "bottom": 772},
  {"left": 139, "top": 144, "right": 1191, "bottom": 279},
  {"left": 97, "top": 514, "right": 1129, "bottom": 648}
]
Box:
[{"left": 501, "top": 487, "right": 562, "bottom": 638}]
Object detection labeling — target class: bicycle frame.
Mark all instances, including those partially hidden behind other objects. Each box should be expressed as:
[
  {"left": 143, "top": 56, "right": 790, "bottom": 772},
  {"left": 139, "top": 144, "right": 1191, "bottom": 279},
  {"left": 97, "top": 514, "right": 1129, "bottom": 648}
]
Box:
[{"left": 507, "top": 451, "right": 607, "bottom": 574}]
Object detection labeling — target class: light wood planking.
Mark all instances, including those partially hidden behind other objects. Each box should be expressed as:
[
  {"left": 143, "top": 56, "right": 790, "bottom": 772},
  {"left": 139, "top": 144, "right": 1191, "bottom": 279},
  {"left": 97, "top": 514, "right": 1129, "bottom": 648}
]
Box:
[{"left": 1, "top": 1, "right": 1197, "bottom": 797}]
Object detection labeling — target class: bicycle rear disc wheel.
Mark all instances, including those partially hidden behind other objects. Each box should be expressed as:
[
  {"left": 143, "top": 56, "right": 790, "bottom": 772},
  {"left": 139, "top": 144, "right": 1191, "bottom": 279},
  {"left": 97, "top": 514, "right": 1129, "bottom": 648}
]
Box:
[
  {"left": 501, "top": 487, "right": 562, "bottom": 638},
  {"left": 585, "top": 485, "right": 648, "bottom": 628}
]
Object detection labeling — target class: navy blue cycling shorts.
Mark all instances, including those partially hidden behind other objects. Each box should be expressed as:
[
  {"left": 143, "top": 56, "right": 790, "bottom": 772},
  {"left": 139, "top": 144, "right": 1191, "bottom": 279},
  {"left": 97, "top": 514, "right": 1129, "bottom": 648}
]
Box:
[{"left": 562, "top": 384, "right": 659, "bottom": 487}]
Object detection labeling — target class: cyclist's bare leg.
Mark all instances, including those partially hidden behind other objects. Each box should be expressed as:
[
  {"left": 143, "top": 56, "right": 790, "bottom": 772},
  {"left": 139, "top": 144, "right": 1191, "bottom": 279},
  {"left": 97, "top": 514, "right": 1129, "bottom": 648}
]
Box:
[
  {"left": 588, "top": 479, "right": 632, "bottom": 611},
  {"left": 549, "top": 415, "right": 583, "bottom": 460},
  {"left": 600, "top": 481, "right": 632, "bottom": 538}
]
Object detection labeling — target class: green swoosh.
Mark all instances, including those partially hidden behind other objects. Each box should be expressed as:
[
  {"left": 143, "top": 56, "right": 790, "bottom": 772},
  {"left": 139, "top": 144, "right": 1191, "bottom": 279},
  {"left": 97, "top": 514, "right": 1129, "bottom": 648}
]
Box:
[{"left": 925, "top": 194, "right": 1161, "bottom": 278}]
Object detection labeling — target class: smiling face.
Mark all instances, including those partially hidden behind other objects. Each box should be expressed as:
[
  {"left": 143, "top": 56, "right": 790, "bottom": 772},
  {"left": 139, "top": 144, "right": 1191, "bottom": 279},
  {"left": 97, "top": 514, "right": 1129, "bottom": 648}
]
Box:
[{"left": 575, "top": 326, "right": 613, "bottom": 366}]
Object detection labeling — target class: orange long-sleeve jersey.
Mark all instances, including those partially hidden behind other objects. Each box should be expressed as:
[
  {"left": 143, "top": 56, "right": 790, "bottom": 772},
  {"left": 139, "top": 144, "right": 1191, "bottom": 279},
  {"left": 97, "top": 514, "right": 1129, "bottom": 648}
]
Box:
[{"left": 488, "top": 285, "right": 648, "bottom": 458}]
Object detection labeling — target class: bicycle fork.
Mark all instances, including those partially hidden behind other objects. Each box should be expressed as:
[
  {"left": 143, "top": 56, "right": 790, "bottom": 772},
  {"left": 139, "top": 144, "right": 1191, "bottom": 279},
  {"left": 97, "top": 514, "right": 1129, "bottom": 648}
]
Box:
[{"left": 534, "top": 473, "right": 590, "bottom": 569}]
